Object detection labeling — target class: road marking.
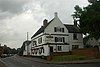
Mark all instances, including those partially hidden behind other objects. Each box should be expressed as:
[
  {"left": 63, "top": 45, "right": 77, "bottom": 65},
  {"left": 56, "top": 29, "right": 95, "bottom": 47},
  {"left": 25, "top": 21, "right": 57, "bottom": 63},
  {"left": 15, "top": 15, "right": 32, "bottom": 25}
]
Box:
[
  {"left": 32, "top": 65, "right": 37, "bottom": 67},
  {"left": 22, "top": 62, "right": 27, "bottom": 65},
  {"left": 56, "top": 65, "right": 67, "bottom": 67},
  {"left": 0, "top": 59, "right": 7, "bottom": 66}
]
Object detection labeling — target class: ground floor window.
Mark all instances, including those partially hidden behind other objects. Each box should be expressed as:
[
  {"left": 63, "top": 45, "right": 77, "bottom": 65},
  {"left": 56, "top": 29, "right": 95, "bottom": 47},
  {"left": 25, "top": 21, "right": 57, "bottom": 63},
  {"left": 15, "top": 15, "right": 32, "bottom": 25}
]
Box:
[
  {"left": 57, "top": 46, "right": 62, "bottom": 51},
  {"left": 72, "top": 45, "right": 79, "bottom": 50}
]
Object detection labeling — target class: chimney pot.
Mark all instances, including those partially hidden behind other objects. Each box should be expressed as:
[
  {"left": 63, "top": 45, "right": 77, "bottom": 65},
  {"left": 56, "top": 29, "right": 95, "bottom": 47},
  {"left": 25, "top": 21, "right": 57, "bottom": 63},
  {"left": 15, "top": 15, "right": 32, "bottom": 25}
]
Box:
[
  {"left": 54, "top": 12, "right": 58, "bottom": 17},
  {"left": 43, "top": 19, "right": 48, "bottom": 26}
]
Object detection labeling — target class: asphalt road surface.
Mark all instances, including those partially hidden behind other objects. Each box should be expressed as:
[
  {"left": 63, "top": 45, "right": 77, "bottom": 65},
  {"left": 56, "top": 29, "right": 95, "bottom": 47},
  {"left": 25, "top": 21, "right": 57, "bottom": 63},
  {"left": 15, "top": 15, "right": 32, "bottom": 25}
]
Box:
[
  {"left": 1, "top": 55, "right": 57, "bottom": 67},
  {"left": 1, "top": 55, "right": 100, "bottom": 67}
]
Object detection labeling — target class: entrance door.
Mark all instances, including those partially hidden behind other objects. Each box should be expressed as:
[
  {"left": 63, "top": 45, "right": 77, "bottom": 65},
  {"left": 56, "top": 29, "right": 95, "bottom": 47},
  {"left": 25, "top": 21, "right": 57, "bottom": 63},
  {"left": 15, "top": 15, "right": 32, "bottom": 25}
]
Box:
[{"left": 50, "top": 46, "right": 53, "bottom": 53}]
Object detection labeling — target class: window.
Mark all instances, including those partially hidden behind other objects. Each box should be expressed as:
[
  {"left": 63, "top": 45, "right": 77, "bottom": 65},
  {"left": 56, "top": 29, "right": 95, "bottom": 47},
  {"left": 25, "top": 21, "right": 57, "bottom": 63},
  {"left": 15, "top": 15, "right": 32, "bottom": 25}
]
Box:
[
  {"left": 63, "top": 37, "right": 65, "bottom": 42},
  {"left": 58, "top": 46, "right": 62, "bottom": 51},
  {"left": 73, "top": 33, "right": 78, "bottom": 40},
  {"left": 43, "top": 48, "right": 45, "bottom": 53},
  {"left": 72, "top": 45, "right": 79, "bottom": 50},
  {"left": 54, "top": 27, "right": 64, "bottom": 32},
  {"left": 46, "top": 36, "right": 53, "bottom": 38},
  {"left": 55, "top": 37, "right": 65, "bottom": 42},
  {"left": 38, "top": 37, "right": 42, "bottom": 44},
  {"left": 61, "top": 28, "right": 64, "bottom": 32},
  {"left": 33, "top": 41, "right": 37, "bottom": 46},
  {"left": 54, "top": 27, "right": 57, "bottom": 32},
  {"left": 34, "top": 50, "right": 38, "bottom": 54}
]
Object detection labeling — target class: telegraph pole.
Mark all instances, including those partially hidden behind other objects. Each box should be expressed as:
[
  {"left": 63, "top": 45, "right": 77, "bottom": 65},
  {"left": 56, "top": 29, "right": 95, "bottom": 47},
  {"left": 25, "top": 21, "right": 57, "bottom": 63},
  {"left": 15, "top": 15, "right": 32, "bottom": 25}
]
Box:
[{"left": 27, "top": 32, "right": 29, "bottom": 41}]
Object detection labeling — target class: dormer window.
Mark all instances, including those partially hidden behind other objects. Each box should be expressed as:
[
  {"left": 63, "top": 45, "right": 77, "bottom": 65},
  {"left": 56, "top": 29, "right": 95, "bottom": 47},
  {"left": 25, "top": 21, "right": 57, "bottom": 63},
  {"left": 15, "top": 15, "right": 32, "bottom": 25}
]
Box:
[{"left": 54, "top": 27, "right": 64, "bottom": 32}]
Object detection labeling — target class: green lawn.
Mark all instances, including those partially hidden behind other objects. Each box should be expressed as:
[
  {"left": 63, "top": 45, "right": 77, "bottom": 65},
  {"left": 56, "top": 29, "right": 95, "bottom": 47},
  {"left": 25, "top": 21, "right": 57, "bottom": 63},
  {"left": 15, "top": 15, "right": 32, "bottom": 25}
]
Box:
[{"left": 52, "top": 54, "right": 87, "bottom": 62}]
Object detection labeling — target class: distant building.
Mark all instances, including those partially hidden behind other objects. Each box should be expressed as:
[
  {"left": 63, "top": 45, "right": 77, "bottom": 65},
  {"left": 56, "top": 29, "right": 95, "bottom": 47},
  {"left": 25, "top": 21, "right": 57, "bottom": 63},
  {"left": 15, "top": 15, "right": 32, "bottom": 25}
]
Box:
[
  {"left": 84, "top": 36, "right": 100, "bottom": 47},
  {"left": 23, "top": 40, "right": 31, "bottom": 56}
]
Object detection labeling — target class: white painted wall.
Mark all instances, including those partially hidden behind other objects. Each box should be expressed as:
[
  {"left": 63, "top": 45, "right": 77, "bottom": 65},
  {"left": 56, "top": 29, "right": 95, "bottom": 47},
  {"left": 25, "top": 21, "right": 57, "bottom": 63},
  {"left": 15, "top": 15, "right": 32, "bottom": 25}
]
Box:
[
  {"left": 32, "top": 33, "right": 46, "bottom": 46},
  {"left": 51, "top": 45, "right": 69, "bottom": 52},
  {"left": 28, "top": 43, "right": 32, "bottom": 55},
  {"left": 23, "top": 44, "right": 28, "bottom": 55},
  {"left": 68, "top": 33, "right": 83, "bottom": 50},
  {"left": 44, "top": 16, "right": 68, "bottom": 35}
]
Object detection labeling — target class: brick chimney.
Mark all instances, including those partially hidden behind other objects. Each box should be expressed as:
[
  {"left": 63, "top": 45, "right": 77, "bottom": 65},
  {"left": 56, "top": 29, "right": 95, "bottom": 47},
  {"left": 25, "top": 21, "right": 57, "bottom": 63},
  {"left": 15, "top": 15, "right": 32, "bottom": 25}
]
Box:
[
  {"left": 43, "top": 19, "right": 48, "bottom": 26},
  {"left": 54, "top": 12, "right": 58, "bottom": 17}
]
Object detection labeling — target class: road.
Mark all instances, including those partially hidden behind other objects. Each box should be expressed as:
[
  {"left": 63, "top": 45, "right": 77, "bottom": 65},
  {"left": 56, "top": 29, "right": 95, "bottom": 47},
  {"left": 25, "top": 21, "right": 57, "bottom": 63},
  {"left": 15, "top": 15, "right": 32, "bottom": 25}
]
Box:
[
  {"left": 1, "top": 55, "right": 58, "bottom": 67},
  {"left": 1, "top": 55, "right": 100, "bottom": 67}
]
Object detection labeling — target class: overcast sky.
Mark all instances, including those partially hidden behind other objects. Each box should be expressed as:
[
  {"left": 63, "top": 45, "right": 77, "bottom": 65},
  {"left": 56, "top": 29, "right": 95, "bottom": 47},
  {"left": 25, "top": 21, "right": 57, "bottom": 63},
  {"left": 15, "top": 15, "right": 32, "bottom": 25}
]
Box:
[{"left": 0, "top": 0, "right": 89, "bottom": 48}]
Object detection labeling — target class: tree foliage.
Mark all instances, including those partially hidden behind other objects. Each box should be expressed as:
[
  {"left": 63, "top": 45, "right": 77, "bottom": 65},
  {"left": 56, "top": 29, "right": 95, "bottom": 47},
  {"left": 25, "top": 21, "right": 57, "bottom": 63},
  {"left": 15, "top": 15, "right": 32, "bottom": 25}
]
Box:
[
  {"left": 72, "top": 0, "right": 100, "bottom": 39},
  {"left": 3, "top": 45, "right": 18, "bottom": 54}
]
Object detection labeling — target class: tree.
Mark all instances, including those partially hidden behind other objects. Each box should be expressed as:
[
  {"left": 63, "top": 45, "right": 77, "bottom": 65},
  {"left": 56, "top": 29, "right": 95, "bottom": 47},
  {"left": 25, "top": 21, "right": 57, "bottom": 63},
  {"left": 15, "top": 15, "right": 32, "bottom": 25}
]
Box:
[
  {"left": 72, "top": 0, "right": 100, "bottom": 39},
  {"left": 3, "top": 45, "right": 10, "bottom": 54},
  {"left": 3, "top": 45, "right": 18, "bottom": 55},
  {"left": 88, "top": 0, "right": 97, "bottom": 3}
]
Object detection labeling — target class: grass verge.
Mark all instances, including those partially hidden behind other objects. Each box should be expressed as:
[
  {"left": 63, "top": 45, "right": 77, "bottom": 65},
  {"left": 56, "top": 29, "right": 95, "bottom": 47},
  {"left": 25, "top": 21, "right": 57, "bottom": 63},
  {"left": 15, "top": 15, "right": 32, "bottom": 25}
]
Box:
[{"left": 52, "top": 54, "right": 87, "bottom": 62}]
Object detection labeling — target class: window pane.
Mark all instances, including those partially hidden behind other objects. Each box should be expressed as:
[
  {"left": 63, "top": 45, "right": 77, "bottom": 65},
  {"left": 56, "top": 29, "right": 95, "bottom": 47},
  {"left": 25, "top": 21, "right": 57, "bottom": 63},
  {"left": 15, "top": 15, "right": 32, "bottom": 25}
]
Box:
[
  {"left": 58, "top": 46, "right": 62, "bottom": 51},
  {"left": 73, "top": 33, "right": 77, "bottom": 40},
  {"left": 72, "top": 45, "right": 79, "bottom": 50},
  {"left": 55, "top": 37, "right": 65, "bottom": 42},
  {"left": 54, "top": 27, "right": 56, "bottom": 32},
  {"left": 63, "top": 37, "right": 65, "bottom": 42},
  {"left": 55, "top": 37, "right": 57, "bottom": 42},
  {"left": 38, "top": 37, "right": 42, "bottom": 44},
  {"left": 62, "top": 28, "right": 64, "bottom": 32},
  {"left": 54, "top": 27, "right": 64, "bottom": 33}
]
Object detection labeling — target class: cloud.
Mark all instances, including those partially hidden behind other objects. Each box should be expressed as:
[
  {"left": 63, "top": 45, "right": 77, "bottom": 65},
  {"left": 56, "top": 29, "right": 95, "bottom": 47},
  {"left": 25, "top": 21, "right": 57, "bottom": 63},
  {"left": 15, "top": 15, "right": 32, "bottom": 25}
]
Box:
[
  {"left": 0, "top": 0, "right": 31, "bottom": 13},
  {"left": 0, "top": 6, "right": 46, "bottom": 48},
  {"left": 0, "top": 0, "right": 89, "bottom": 48},
  {"left": 0, "top": 0, "right": 32, "bottom": 20},
  {"left": 34, "top": 0, "right": 89, "bottom": 24}
]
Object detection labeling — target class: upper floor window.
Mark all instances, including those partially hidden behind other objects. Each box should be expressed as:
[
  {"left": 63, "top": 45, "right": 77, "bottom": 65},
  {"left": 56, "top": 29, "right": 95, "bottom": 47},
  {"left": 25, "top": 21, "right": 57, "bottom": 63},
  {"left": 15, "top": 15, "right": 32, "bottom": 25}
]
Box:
[
  {"left": 38, "top": 37, "right": 42, "bottom": 44},
  {"left": 54, "top": 27, "right": 64, "bottom": 32},
  {"left": 33, "top": 41, "right": 37, "bottom": 46},
  {"left": 73, "top": 33, "right": 78, "bottom": 40},
  {"left": 55, "top": 37, "right": 65, "bottom": 42}
]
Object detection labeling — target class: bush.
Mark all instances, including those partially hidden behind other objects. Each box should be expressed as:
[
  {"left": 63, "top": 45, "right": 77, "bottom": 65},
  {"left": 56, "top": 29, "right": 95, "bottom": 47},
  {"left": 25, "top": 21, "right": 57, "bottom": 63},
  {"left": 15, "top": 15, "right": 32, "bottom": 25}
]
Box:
[{"left": 85, "top": 44, "right": 93, "bottom": 48}]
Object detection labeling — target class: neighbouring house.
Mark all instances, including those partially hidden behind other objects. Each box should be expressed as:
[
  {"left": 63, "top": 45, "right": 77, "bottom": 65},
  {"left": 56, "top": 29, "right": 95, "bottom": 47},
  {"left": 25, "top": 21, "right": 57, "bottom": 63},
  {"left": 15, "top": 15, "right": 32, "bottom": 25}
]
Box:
[
  {"left": 84, "top": 35, "right": 100, "bottom": 47},
  {"left": 23, "top": 40, "right": 31, "bottom": 56},
  {"left": 24, "top": 12, "right": 83, "bottom": 57}
]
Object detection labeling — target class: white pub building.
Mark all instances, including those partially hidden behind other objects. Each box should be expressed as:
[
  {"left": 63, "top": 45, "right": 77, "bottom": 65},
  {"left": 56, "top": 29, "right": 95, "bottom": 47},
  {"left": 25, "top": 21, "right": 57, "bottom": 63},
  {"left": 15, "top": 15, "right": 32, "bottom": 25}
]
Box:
[{"left": 23, "top": 12, "right": 83, "bottom": 58}]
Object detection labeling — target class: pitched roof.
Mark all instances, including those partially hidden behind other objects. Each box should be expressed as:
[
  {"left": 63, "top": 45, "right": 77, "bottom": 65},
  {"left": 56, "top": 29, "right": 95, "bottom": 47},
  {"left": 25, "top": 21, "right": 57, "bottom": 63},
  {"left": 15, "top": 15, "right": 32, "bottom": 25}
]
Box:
[
  {"left": 31, "top": 18, "right": 55, "bottom": 39},
  {"left": 64, "top": 24, "right": 81, "bottom": 33},
  {"left": 31, "top": 18, "right": 82, "bottom": 39}
]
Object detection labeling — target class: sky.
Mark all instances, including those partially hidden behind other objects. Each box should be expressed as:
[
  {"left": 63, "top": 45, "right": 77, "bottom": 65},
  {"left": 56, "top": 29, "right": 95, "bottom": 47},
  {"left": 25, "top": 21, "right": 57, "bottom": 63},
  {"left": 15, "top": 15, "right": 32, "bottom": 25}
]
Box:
[{"left": 0, "top": 0, "right": 89, "bottom": 48}]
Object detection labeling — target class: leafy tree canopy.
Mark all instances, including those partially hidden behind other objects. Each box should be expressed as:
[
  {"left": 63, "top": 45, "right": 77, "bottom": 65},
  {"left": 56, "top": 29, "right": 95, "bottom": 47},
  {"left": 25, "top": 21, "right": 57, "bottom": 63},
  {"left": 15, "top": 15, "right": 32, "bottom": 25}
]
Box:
[{"left": 72, "top": 0, "right": 100, "bottom": 39}]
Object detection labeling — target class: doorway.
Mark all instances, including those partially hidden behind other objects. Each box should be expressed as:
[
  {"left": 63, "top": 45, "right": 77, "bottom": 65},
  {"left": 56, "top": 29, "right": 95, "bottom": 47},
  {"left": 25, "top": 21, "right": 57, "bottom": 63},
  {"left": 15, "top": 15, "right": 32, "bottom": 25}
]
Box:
[{"left": 50, "top": 46, "right": 53, "bottom": 53}]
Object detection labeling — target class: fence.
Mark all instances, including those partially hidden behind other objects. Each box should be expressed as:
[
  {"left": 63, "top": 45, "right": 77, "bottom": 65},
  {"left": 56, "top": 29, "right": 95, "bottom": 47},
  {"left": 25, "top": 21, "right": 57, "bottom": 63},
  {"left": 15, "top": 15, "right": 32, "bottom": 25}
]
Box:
[{"left": 72, "top": 47, "right": 99, "bottom": 57}]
